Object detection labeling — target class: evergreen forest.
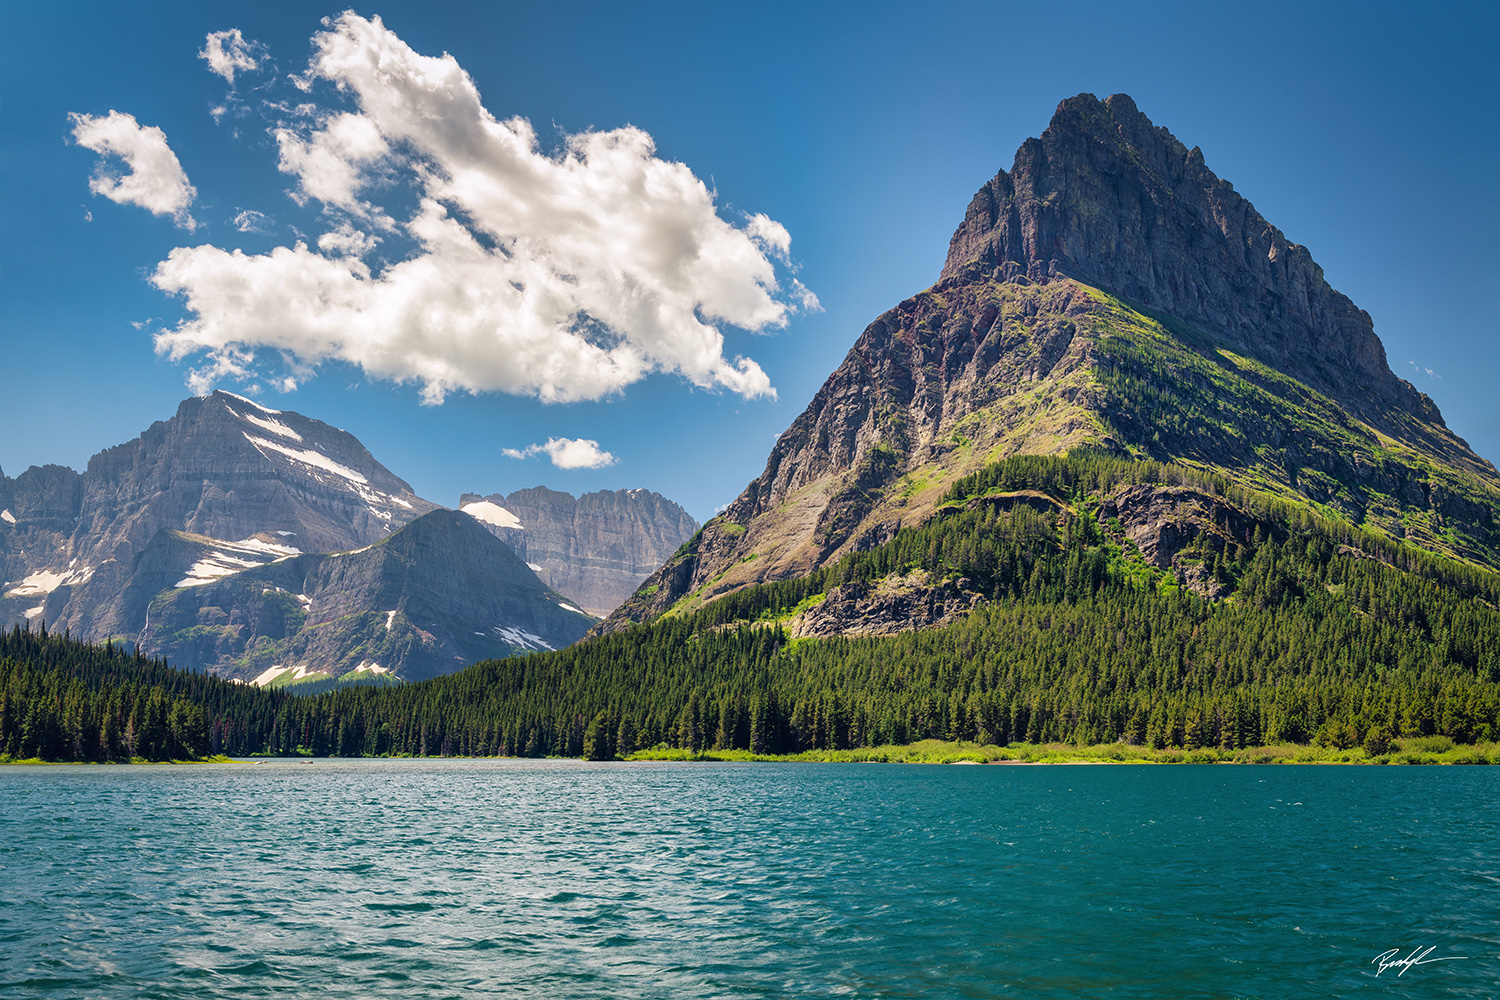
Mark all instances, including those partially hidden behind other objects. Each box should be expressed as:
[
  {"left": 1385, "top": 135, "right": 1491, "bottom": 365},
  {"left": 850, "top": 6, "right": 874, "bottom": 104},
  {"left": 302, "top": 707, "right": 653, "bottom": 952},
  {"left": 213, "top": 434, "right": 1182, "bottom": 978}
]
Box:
[{"left": 5, "top": 453, "right": 1499, "bottom": 764}]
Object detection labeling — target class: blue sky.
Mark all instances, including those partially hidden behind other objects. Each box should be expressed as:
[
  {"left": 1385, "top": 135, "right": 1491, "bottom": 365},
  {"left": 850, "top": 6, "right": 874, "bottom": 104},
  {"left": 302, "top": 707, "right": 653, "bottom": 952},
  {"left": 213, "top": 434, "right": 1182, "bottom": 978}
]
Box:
[{"left": 2, "top": 1, "right": 1496, "bottom": 522}]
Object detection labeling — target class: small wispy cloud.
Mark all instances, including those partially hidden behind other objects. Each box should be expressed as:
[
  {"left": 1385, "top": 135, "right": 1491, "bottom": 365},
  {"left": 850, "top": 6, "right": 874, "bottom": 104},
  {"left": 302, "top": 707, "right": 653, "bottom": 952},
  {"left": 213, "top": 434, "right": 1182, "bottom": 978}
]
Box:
[
  {"left": 316, "top": 221, "right": 379, "bottom": 257},
  {"left": 502, "top": 437, "right": 616, "bottom": 470},
  {"left": 200, "top": 29, "right": 264, "bottom": 86},
  {"left": 69, "top": 110, "right": 197, "bottom": 229},
  {"left": 233, "top": 209, "right": 273, "bottom": 233},
  {"left": 1407, "top": 360, "right": 1442, "bottom": 381}
]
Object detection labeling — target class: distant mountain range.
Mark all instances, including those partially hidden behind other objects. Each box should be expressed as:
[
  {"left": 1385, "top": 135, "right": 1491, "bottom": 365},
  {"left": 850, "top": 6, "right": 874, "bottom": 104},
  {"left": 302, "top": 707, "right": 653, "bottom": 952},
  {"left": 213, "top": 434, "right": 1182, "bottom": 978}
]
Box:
[
  {"left": 0, "top": 391, "right": 693, "bottom": 685},
  {"left": 459, "top": 487, "right": 698, "bottom": 617}
]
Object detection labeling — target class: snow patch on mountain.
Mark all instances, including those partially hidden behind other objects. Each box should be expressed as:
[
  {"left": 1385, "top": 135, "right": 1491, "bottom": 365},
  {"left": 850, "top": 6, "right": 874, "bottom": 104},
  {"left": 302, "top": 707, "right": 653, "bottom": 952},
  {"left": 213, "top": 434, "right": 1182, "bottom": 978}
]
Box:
[
  {"left": 219, "top": 391, "right": 281, "bottom": 414},
  {"left": 250, "top": 663, "right": 327, "bottom": 687},
  {"left": 461, "top": 500, "right": 523, "bottom": 530},
  {"left": 178, "top": 552, "right": 263, "bottom": 587},
  {"left": 243, "top": 433, "right": 368, "bottom": 484},
  {"left": 352, "top": 483, "right": 397, "bottom": 522},
  {"left": 231, "top": 537, "right": 303, "bottom": 558},
  {"left": 492, "top": 625, "right": 553, "bottom": 651},
  {"left": 6, "top": 564, "right": 94, "bottom": 598},
  {"left": 347, "top": 660, "right": 389, "bottom": 676},
  {"left": 175, "top": 537, "right": 302, "bottom": 588},
  {"left": 228, "top": 406, "right": 304, "bottom": 442}
]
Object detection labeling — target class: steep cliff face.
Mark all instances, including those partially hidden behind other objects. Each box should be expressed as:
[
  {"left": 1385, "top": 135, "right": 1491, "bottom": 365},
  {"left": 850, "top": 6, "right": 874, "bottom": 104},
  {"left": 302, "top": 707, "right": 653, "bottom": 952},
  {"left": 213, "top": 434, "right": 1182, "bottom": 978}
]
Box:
[
  {"left": 603, "top": 93, "right": 1500, "bottom": 632},
  {"left": 0, "top": 464, "right": 86, "bottom": 623},
  {"left": 459, "top": 487, "right": 698, "bottom": 616},
  {"left": 135, "top": 510, "right": 595, "bottom": 683}
]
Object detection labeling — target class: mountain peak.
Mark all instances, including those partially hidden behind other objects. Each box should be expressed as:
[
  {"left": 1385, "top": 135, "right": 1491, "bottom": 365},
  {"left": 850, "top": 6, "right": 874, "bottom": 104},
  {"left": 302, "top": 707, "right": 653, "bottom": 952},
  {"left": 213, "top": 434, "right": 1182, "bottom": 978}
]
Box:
[
  {"left": 1048, "top": 91, "right": 1148, "bottom": 133},
  {"left": 207, "top": 388, "right": 281, "bottom": 412},
  {"left": 602, "top": 94, "right": 1500, "bottom": 633},
  {"left": 940, "top": 93, "right": 1418, "bottom": 422}
]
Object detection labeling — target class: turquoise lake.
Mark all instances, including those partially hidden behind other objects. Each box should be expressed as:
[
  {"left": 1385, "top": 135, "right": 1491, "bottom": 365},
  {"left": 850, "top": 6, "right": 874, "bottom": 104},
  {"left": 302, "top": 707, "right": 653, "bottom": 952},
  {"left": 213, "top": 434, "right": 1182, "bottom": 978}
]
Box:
[{"left": 1, "top": 760, "right": 1496, "bottom": 998}]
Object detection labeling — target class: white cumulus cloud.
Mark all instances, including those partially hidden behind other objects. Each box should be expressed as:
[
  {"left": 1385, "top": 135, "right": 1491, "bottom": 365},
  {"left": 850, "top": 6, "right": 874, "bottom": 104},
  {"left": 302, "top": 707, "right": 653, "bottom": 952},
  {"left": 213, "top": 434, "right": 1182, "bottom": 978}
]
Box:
[
  {"left": 503, "top": 438, "right": 616, "bottom": 470},
  {"left": 200, "top": 29, "right": 262, "bottom": 85},
  {"left": 150, "top": 12, "right": 810, "bottom": 404},
  {"left": 274, "top": 112, "right": 390, "bottom": 215},
  {"left": 70, "top": 111, "right": 197, "bottom": 229}
]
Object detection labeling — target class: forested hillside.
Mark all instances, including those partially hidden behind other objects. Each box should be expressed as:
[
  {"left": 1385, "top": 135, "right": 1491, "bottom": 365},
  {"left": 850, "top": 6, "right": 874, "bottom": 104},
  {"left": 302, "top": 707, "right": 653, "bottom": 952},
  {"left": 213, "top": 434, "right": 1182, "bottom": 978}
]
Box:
[{"left": 7, "top": 454, "right": 1498, "bottom": 763}]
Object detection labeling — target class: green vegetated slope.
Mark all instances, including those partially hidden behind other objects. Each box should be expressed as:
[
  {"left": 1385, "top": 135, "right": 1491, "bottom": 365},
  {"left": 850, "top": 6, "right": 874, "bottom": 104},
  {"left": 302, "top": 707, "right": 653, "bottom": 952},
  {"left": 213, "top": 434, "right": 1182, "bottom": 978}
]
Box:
[
  {"left": 313, "top": 453, "right": 1493, "bottom": 760},
  {"left": 610, "top": 279, "right": 1500, "bottom": 631},
  {"left": 1083, "top": 286, "right": 1500, "bottom": 567}
]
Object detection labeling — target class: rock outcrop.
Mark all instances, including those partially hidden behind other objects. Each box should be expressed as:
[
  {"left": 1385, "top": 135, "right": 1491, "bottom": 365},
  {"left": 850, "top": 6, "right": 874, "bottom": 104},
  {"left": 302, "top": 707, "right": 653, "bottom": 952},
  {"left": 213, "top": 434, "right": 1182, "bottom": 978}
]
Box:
[
  {"left": 602, "top": 93, "right": 1500, "bottom": 633},
  {"left": 792, "top": 572, "right": 982, "bottom": 639},
  {"left": 459, "top": 487, "right": 698, "bottom": 616}
]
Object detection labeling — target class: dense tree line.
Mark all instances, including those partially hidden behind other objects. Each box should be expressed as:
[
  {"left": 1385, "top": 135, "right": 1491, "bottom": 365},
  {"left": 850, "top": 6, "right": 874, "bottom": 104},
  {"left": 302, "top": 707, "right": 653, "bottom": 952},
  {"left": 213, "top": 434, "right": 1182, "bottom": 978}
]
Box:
[
  {"left": 6, "top": 453, "right": 1500, "bottom": 762},
  {"left": 0, "top": 625, "right": 290, "bottom": 761}
]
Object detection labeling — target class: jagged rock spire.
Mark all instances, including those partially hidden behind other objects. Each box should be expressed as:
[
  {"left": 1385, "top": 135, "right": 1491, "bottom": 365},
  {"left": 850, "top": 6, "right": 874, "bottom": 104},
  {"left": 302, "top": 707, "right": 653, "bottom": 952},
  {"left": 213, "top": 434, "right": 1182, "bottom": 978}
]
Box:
[{"left": 940, "top": 93, "right": 1416, "bottom": 413}]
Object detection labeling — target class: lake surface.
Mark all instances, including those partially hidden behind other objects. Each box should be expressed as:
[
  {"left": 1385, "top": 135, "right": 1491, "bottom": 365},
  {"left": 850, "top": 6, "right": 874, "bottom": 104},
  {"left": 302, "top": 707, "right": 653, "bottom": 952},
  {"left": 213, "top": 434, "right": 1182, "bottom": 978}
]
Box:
[{"left": 1, "top": 760, "right": 1496, "bottom": 999}]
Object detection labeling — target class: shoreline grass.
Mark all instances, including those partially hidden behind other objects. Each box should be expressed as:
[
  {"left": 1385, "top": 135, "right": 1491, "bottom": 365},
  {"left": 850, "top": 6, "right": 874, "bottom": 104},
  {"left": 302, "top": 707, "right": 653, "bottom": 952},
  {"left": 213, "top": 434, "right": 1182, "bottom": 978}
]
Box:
[
  {"left": 6, "top": 742, "right": 1494, "bottom": 766},
  {"left": 624, "top": 736, "right": 1500, "bottom": 765},
  {"left": 0, "top": 754, "right": 236, "bottom": 766}
]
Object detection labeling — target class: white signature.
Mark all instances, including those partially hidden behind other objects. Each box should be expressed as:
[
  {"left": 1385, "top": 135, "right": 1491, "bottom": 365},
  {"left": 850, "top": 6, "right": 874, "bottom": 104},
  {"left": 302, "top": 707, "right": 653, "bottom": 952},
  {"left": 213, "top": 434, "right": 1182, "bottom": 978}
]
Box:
[{"left": 1372, "top": 946, "right": 1466, "bottom": 977}]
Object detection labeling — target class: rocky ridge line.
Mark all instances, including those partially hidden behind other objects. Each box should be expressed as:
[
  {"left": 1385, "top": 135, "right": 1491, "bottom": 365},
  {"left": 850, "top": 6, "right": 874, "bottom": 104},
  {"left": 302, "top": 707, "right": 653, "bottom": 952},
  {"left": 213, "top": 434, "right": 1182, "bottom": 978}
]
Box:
[{"left": 459, "top": 486, "right": 699, "bottom": 617}]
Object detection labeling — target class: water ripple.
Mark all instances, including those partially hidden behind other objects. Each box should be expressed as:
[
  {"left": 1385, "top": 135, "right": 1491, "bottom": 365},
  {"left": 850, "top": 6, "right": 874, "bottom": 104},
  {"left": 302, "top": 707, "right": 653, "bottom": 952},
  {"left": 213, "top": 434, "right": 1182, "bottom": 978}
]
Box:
[{"left": 1, "top": 760, "right": 1498, "bottom": 998}]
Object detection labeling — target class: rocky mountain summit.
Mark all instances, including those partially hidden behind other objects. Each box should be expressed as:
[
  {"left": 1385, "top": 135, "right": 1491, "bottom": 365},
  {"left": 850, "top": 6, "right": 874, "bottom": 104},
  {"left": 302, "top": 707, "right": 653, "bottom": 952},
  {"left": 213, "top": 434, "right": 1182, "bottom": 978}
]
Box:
[
  {"left": 939, "top": 95, "right": 1419, "bottom": 418},
  {"left": 0, "top": 391, "right": 439, "bottom": 640},
  {"left": 604, "top": 93, "right": 1500, "bottom": 633},
  {"left": 0, "top": 392, "right": 605, "bottom": 683},
  {"left": 458, "top": 487, "right": 699, "bottom": 616}
]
